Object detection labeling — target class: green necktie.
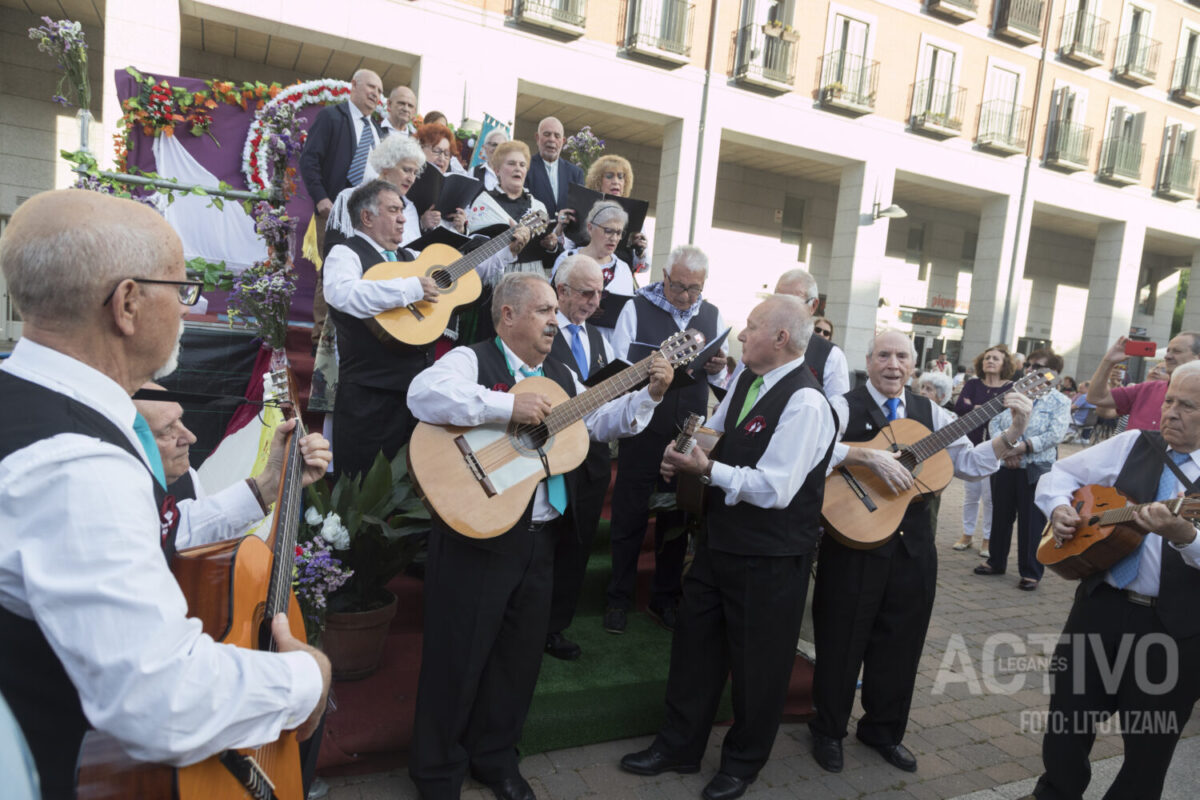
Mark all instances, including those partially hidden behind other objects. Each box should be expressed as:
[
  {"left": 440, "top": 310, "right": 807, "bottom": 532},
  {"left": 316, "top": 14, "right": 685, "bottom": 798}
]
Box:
[
  {"left": 735, "top": 375, "right": 764, "bottom": 427},
  {"left": 132, "top": 413, "right": 166, "bottom": 488}
]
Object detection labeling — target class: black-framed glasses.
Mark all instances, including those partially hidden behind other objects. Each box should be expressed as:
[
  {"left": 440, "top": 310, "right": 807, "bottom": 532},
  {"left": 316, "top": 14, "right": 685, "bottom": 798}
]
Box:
[
  {"left": 589, "top": 223, "right": 625, "bottom": 239},
  {"left": 566, "top": 284, "right": 601, "bottom": 301},
  {"left": 665, "top": 276, "right": 703, "bottom": 297},
  {"left": 102, "top": 278, "right": 204, "bottom": 307},
  {"left": 1027, "top": 361, "right": 1049, "bottom": 370}
]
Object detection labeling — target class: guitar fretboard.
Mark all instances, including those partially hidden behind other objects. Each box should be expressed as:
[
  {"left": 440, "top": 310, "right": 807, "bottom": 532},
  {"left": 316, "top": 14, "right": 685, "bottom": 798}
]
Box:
[{"left": 542, "top": 352, "right": 662, "bottom": 433}]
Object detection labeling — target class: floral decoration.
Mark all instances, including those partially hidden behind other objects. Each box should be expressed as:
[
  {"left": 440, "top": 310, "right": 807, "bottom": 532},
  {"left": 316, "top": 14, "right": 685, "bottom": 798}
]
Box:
[
  {"left": 293, "top": 527, "right": 354, "bottom": 644},
  {"left": 226, "top": 260, "right": 296, "bottom": 350},
  {"left": 27, "top": 17, "right": 90, "bottom": 110},
  {"left": 562, "top": 125, "right": 605, "bottom": 173},
  {"left": 242, "top": 79, "right": 356, "bottom": 191}
]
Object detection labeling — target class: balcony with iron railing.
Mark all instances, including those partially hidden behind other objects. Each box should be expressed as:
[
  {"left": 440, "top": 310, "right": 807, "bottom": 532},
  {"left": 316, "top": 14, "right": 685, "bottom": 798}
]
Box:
[
  {"left": 620, "top": 0, "right": 694, "bottom": 65},
  {"left": 730, "top": 22, "right": 798, "bottom": 92},
  {"left": 928, "top": 0, "right": 977, "bottom": 22},
  {"left": 1098, "top": 136, "right": 1145, "bottom": 184},
  {"left": 1060, "top": 11, "right": 1108, "bottom": 67},
  {"left": 1157, "top": 152, "right": 1198, "bottom": 199},
  {"left": 1171, "top": 57, "right": 1200, "bottom": 105},
  {"left": 1114, "top": 33, "right": 1161, "bottom": 84},
  {"left": 816, "top": 50, "right": 879, "bottom": 115},
  {"left": 910, "top": 79, "right": 966, "bottom": 137},
  {"left": 977, "top": 100, "right": 1030, "bottom": 154},
  {"left": 995, "top": 0, "right": 1044, "bottom": 44},
  {"left": 509, "top": 0, "right": 587, "bottom": 37},
  {"left": 1044, "top": 120, "right": 1092, "bottom": 170}
]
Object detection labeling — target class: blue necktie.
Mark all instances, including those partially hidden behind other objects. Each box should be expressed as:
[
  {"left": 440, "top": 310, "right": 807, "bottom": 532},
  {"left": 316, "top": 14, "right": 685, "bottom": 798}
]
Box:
[
  {"left": 347, "top": 116, "right": 373, "bottom": 186},
  {"left": 565, "top": 324, "right": 589, "bottom": 380},
  {"left": 517, "top": 363, "right": 568, "bottom": 515},
  {"left": 132, "top": 413, "right": 166, "bottom": 489},
  {"left": 1110, "top": 450, "right": 1190, "bottom": 588},
  {"left": 885, "top": 397, "right": 901, "bottom": 421}
]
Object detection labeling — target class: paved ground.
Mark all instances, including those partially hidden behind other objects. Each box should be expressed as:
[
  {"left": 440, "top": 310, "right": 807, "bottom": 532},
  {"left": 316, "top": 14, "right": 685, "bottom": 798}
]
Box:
[{"left": 323, "top": 443, "right": 1200, "bottom": 799}]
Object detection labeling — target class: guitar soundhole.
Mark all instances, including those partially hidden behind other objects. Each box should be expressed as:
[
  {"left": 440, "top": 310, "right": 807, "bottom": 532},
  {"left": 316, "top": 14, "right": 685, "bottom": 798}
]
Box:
[
  {"left": 431, "top": 269, "right": 453, "bottom": 290},
  {"left": 511, "top": 423, "right": 551, "bottom": 454}
]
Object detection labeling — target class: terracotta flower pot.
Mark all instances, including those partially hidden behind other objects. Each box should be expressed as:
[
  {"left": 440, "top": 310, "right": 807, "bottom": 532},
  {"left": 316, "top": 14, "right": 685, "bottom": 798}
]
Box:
[{"left": 321, "top": 590, "right": 398, "bottom": 680}]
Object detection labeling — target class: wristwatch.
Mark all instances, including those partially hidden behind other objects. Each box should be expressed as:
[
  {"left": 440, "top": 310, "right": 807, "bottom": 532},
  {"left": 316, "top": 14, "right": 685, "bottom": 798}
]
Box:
[{"left": 698, "top": 461, "right": 715, "bottom": 486}]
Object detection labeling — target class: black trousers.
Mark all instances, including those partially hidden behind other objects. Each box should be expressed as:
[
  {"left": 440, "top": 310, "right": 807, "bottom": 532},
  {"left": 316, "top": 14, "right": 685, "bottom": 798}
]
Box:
[
  {"left": 811, "top": 534, "right": 937, "bottom": 746},
  {"left": 987, "top": 467, "right": 1046, "bottom": 581},
  {"left": 606, "top": 430, "right": 686, "bottom": 611},
  {"left": 332, "top": 380, "right": 417, "bottom": 481},
  {"left": 655, "top": 544, "right": 811, "bottom": 778},
  {"left": 409, "top": 521, "right": 557, "bottom": 800},
  {"left": 548, "top": 453, "right": 610, "bottom": 634},
  {"left": 1034, "top": 584, "right": 1200, "bottom": 800}
]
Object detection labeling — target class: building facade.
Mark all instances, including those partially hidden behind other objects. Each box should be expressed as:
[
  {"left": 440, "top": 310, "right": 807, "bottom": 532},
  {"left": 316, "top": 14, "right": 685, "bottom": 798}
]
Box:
[{"left": 4, "top": 0, "right": 1200, "bottom": 378}]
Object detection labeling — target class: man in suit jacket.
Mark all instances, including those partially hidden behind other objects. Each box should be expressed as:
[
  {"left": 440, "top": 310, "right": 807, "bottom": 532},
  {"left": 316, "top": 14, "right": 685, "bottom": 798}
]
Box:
[
  {"left": 299, "top": 69, "right": 384, "bottom": 347},
  {"left": 809, "top": 330, "right": 1030, "bottom": 776},
  {"left": 525, "top": 117, "right": 584, "bottom": 224},
  {"left": 383, "top": 85, "right": 417, "bottom": 137},
  {"left": 1029, "top": 360, "right": 1200, "bottom": 800},
  {"left": 544, "top": 255, "right": 613, "bottom": 661}
]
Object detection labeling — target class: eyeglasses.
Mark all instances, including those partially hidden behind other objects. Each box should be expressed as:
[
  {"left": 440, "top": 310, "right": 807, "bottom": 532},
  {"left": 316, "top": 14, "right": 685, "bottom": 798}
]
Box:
[
  {"left": 1027, "top": 362, "right": 1049, "bottom": 370},
  {"left": 815, "top": 327, "right": 833, "bottom": 339},
  {"left": 566, "top": 284, "right": 601, "bottom": 301},
  {"left": 427, "top": 147, "right": 450, "bottom": 158},
  {"left": 665, "top": 277, "right": 703, "bottom": 297},
  {"left": 589, "top": 223, "right": 624, "bottom": 240},
  {"left": 102, "top": 277, "right": 204, "bottom": 307}
]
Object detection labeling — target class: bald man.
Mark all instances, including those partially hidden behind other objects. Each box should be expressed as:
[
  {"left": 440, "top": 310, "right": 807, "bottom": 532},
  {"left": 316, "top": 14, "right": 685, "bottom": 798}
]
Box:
[
  {"left": 384, "top": 85, "right": 417, "bottom": 137},
  {"left": 774, "top": 269, "right": 849, "bottom": 399},
  {"left": 0, "top": 190, "right": 332, "bottom": 798}
]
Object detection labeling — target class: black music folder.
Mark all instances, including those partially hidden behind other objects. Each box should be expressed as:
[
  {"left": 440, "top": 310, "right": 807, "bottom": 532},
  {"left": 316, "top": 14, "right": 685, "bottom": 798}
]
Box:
[
  {"left": 436, "top": 173, "right": 485, "bottom": 215},
  {"left": 588, "top": 292, "right": 633, "bottom": 329},
  {"left": 562, "top": 183, "right": 649, "bottom": 245}
]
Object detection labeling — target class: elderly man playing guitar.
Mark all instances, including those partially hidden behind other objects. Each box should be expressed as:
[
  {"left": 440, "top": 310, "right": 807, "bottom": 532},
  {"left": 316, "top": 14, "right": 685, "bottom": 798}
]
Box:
[
  {"left": 1028, "top": 359, "right": 1200, "bottom": 800},
  {"left": 405, "top": 272, "right": 672, "bottom": 800},
  {"left": 809, "top": 329, "right": 1031, "bottom": 776}
]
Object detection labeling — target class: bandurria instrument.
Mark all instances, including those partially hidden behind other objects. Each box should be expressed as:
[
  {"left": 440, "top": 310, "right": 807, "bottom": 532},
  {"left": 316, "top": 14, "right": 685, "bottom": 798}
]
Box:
[
  {"left": 820, "top": 369, "right": 1058, "bottom": 548},
  {"left": 408, "top": 329, "right": 707, "bottom": 538},
  {"left": 76, "top": 370, "right": 310, "bottom": 800},
  {"left": 1037, "top": 485, "right": 1200, "bottom": 579},
  {"left": 364, "top": 209, "right": 549, "bottom": 346},
  {"left": 672, "top": 413, "right": 722, "bottom": 517}
]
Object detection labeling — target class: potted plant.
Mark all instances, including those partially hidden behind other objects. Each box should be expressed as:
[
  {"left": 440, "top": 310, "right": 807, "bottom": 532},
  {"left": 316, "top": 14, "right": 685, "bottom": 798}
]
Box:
[{"left": 302, "top": 447, "right": 430, "bottom": 679}]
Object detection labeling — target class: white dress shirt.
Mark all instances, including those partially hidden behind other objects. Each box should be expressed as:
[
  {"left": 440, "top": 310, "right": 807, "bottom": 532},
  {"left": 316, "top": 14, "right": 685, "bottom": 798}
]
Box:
[
  {"left": 727, "top": 345, "right": 849, "bottom": 403},
  {"left": 554, "top": 311, "right": 615, "bottom": 376},
  {"left": 707, "top": 358, "right": 837, "bottom": 508},
  {"left": 1035, "top": 430, "right": 1200, "bottom": 596},
  {"left": 829, "top": 381, "right": 1001, "bottom": 480},
  {"left": 0, "top": 339, "right": 322, "bottom": 765},
  {"left": 407, "top": 340, "right": 658, "bottom": 521},
  {"left": 544, "top": 157, "right": 560, "bottom": 202},
  {"left": 610, "top": 296, "right": 729, "bottom": 387}
]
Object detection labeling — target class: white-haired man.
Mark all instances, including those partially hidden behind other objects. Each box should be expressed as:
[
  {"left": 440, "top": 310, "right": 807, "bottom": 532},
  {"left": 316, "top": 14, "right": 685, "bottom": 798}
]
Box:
[
  {"left": 473, "top": 128, "right": 509, "bottom": 191},
  {"left": 774, "top": 268, "right": 849, "bottom": 399},
  {"left": 605, "top": 245, "right": 728, "bottom": 634},
  {"left": 1028, "top": 358, "right": 1200, "bottom": 800},
  {"left": 620, "top": 294, "right": 836, "bottom": 800},
  {"left": 0, "top": 190, "right": 332, "bottom": 799},
  {"left": 809, "top": 330, "right": 1030, "bottom": 775}
]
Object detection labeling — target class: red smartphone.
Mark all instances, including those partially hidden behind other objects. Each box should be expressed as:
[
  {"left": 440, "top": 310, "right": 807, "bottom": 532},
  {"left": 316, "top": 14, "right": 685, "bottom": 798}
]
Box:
[{"left": 1124, "top": 340, "right": 1157, "bottom": 357}]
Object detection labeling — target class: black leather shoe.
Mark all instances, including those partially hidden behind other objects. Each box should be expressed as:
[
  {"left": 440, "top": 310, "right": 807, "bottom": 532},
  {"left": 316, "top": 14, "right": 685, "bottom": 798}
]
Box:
[
  {"left": 482, "top": 774, "right": 535, "bottom": 800},
  {"left": 861, "top": 739, "right": 917, "bottom": 772},
  {"left": 702, "top": 772, "right": 755, "bottom": 800},
  {"left": 618, "top": 747, "right": 700, "bottom": 776},
  {"left": 646, "top": 603, "right": 677, "bottom": 631},
  {"left": 811, "top": 731, "right": 843, "bottom": 773},
  {"left": 544, "top": 631, "right": 581, "bottom": 660},
  {"left": 603, "top": 607, "right": 626, "bottom": 634}
]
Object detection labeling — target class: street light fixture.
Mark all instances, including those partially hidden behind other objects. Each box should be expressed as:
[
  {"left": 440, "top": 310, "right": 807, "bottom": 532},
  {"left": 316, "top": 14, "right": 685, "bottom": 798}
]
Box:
[{"left": 873, "top": 201, "right": 907, "bottom": 220}]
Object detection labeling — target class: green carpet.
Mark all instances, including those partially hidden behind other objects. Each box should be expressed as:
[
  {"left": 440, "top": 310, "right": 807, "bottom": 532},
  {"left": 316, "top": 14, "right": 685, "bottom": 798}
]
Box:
[{"left": 518, "top": 521, "right": 733, "bottom": 755}]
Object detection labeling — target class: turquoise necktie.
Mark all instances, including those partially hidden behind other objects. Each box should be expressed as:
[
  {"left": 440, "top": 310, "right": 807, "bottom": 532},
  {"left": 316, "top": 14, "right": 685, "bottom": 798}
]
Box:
[
  {"left": 382, "top": 249, "right": 397, "bottom": 261},
  {"left": 517, "top": 362, "right": 568, "bottom": 515},
  {"left": 1110, "top": 450, "right": 1190, "bottom": 588},
  {"left": 132, "top": 413, "right": 166, "bottom": 488}
]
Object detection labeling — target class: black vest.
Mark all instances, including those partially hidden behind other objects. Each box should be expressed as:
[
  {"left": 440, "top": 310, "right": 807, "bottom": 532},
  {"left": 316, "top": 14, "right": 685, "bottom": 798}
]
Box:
[
  {"left": 1084, "top": 431, "right": 1200, "bottom": 638},
  {"left": 0, "top": 371, "right": 180, "bottom": 800},
  {"left": 328, "top": 235, "right": 434, "bottom": 391},
  {"left": 840, "top": 385, "right": 937, "bottom": 557},
  {"left": 805, "top": 331, "right": 832, "bottom": 389},
  {"left": 706, "top": 363, "right": 835, "bottom": 556},
  {"left": 451, "top": 340, "right": 583, "bottom": 553},
  {"left": 628, "top": 294, "right": 721, "bottom": 436},
  {"left": 549, "top": 323, "right": 610, "bottom": 481}
]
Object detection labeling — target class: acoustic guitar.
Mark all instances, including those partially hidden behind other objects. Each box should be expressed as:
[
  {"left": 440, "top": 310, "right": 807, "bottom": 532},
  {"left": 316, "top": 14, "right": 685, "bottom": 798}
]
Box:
[
  {"left": 364, "top": 209, "right": 549, "bottom": 346},
  {"left": 820, "top": 369, "right": 1058, "bottom": 549},
  {"left": 1037, "top": 485, "right": 1200, "bottom": 579},
  {"left": 408, "top": 329, "right": 707, "bottom": 538},
  {"left": 76, "top": 370, "right": 310, "bottom": 800},
  {"left": 673, "top": 414, "right": 722, "bottom": 517}
]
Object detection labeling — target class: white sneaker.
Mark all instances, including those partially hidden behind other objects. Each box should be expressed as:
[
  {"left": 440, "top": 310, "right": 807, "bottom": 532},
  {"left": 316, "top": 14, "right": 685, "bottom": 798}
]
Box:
[{"left": 980, "top": 548, "right": 990, "bottom": 559}]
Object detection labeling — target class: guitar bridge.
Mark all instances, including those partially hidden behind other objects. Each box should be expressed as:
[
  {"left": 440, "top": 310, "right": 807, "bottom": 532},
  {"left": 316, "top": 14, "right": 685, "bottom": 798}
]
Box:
[
  {"left": 218, "top": 750, "right": 278, "bottom": 800},
  {"left": 455, "top": 435, "right": 497, "bottom": 497},
  {"left": 405, "top": 303, "right": 426, "bottom": 321},
  {"left": 837, "top": 467, "right": 877, "bottom": 512}
]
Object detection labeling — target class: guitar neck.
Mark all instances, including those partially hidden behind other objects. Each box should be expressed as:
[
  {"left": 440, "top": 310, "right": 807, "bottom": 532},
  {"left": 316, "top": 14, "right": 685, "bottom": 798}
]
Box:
[
  {"left": 446, "top": 228, "right": 518, "bottom": 280},
  {"left": 262, "top": 422, "right": 305, "bottom": 643},
  {"left": 1098, "top": 495, "right": 1186, "bottom": 526},
  {"left": 906, "top": 386, "right": 1015, "bottom": 464},
  {"left": 543, "top": 352, "right": 659, "bottom": 433}
]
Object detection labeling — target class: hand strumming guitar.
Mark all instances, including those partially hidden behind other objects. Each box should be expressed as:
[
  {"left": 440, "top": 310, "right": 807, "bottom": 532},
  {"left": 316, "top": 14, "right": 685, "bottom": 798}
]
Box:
[
  {"left": 1049, "top": 504, "right": 1082, "bottom": 544},
  {"left": 417, "top": 276, "right": 441, "bottom": 303},
  {"left": 511, "top": 392, "right": 553, "bottom": 424},
  {"left": 846, "top": 446, "right": 915, "bottom": 495}
]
